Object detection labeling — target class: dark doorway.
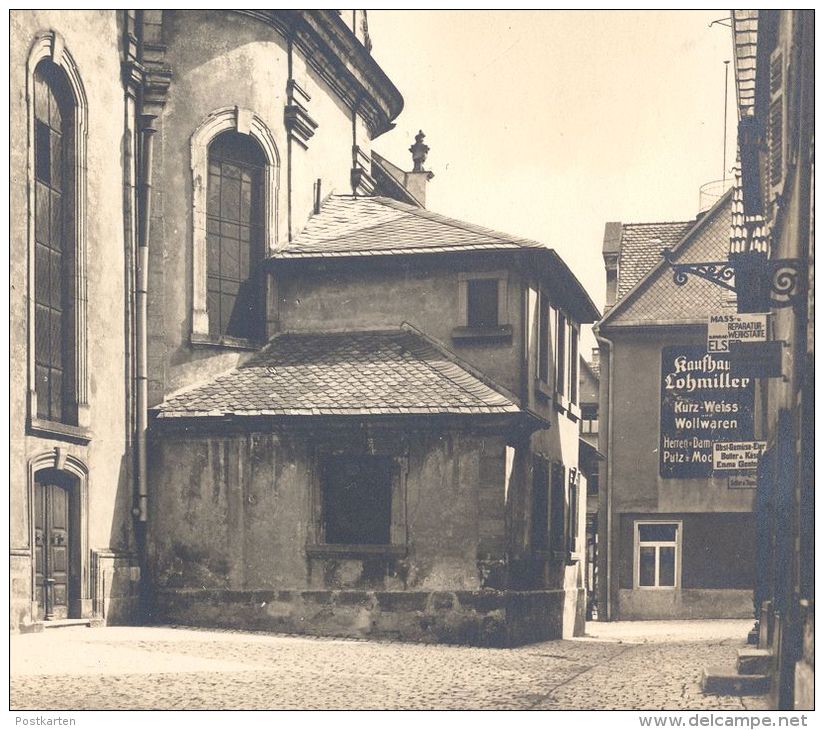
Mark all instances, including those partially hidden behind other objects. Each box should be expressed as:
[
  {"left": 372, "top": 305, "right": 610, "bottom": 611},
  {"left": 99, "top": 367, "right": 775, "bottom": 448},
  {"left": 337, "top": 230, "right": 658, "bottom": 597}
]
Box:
[{"left": 34, "top": 470, "right": 74, "bottom": 620}]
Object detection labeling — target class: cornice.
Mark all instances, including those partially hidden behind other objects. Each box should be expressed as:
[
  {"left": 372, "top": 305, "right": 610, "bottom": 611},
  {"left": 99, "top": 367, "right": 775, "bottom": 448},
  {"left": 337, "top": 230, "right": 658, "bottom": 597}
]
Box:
[{"left": 234, "top": 10, "right": 403, "bottom": 139}]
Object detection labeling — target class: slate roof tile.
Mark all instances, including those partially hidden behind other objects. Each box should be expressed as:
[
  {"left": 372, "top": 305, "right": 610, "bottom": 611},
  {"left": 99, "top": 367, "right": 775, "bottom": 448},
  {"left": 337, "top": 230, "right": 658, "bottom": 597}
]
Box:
[
  {"left": 155, "top": 328, "right": 525, "bottom": 419},
  {"left": 607, "top": 193, "right": 736, "bottom": 325},
  {"left": 277, "top": 195, "right": 546, "bottom": 258},
  {"left": 617, "top": 221, "right": 694, "bottom": 301}
]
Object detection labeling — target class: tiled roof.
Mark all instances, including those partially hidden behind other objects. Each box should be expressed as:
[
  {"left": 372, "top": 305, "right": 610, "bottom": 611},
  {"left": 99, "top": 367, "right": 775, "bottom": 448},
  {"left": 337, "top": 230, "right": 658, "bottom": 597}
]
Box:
[
  {"left": 616, "top": 221, "right": 694, "bottom": 300},
  {"left": 155, "top": 327, "right": 527, "bottom": 419},
  {"left": 277, "top": 195, "right": 547, "bottom": 259},
  {"left": 603, "top": 191, "right": 736, "bottom": 326}
]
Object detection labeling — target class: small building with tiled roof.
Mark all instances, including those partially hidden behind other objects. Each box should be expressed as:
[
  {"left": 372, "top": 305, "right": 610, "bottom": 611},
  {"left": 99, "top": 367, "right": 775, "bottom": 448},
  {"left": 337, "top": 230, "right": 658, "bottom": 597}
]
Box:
[
  {"left": 593, "top": 188, "right": 757, "bottom": 623},
  {"left": 148, "top": 121, "right": 600, "bottom": 644}
]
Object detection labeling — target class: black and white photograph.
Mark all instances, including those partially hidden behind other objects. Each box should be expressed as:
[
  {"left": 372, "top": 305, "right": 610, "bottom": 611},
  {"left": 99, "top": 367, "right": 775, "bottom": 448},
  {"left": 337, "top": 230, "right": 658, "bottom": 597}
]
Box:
[{"left": 8, "top": 8, "right": 814, "bottom": 719}]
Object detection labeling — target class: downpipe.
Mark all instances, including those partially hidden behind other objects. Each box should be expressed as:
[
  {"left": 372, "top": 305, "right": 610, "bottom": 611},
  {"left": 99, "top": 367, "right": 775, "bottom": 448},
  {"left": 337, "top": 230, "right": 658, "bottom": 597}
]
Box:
[
  {"left": 135, "top": 113, "right": 157, "bottom": 524},
  {"left": 135, "top": 113, "right": 157, "bottom": 619},
  {"left": 595, "top": 331, "right": 615, "bottom": 621}
]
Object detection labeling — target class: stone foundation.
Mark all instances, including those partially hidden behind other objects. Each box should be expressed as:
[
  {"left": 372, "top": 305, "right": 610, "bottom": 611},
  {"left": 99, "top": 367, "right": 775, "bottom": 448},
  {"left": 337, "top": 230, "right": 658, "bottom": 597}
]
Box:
[
  {"left": 153, "top": 588, "right": 573, "bottom": 647},
  {"left": 617, "top": 588, "right": 753, "bottom": 620}
]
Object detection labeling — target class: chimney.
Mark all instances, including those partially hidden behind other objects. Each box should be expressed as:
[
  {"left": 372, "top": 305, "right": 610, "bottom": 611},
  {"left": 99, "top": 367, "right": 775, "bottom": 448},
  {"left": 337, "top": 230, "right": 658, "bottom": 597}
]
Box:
[
  {"left": 405, "top": 130, "right": 434, "bottom": 207},
  {"left": 602, "top": 222, "right": 623, "bottom": 311}
]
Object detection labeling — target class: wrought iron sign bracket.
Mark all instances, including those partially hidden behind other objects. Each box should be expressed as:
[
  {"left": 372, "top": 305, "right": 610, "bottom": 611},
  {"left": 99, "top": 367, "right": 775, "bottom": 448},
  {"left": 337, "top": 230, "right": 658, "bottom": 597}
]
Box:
[{"left": 661, "top": 250, "right": 806, "bottom": 310}]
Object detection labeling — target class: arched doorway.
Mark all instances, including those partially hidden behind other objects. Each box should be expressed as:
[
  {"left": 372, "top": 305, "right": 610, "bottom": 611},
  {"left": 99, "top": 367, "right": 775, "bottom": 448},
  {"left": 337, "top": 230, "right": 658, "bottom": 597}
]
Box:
[{"left": 33, "top": 469, "right": 77, "bottom": 620}]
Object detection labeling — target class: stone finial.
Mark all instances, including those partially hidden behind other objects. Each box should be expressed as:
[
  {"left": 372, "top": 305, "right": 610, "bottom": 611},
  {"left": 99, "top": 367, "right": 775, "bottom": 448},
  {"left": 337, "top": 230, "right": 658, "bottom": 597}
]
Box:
[{"left": 409, "top": 130, "right": 429, "bottom": 173}]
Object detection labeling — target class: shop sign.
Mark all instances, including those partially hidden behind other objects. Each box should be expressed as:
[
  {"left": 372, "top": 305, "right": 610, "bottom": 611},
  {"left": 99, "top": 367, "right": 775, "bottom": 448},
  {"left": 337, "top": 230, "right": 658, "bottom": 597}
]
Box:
[
  {"left": 712, "top": 441, "right": 767, "bottom": 470},
  {"left": 660, "top": 345, "right": 755, "bottom": 478},
  {"left": 707, "top": 312, "right": 768, "bottom": 353},
  {"left": 728, "top": 473, "right": 758, "bottom": 489}
]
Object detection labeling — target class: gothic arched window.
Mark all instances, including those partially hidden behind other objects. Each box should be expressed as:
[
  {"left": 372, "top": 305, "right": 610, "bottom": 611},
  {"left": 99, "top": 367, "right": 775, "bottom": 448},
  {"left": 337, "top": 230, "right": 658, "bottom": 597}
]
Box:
[
  {"left": 206, "top": 131, "right": 266, "bottom": 340},
  {"left": 33, "top": 59, "right": 75, "bottom": 424}
]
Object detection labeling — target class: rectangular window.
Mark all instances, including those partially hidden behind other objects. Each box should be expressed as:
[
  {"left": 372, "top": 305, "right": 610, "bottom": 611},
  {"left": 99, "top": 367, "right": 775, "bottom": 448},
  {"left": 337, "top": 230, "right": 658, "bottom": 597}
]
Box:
[
  {"left": 634, "top": 521, "right": 681, "bottom": 589},
  {"left": 567, "top": 468, "right": 579, "bottom": 554},
  {"left": 555, "top": 311, "right": 566, "bottom": 396},
  {"left": 580, "top": 403, "right": 598, "bottom": 435},
  {"left": 538, "top": 292, "right": 551, "bottom": 383},
  {"left": 321, "top": 456, "right": 393, "bottom": 545},
  {"left": 467, "top": 279, "right": 499, "bottom": 328},
  {"left": 531, "top": 457, "right": 549, "bottom": 552},
  {"left": 568, "top": 324, "right": 578, "bottom": 404},
  {"left": 550, "top": 462, "right": 566, "bottom": 554}
]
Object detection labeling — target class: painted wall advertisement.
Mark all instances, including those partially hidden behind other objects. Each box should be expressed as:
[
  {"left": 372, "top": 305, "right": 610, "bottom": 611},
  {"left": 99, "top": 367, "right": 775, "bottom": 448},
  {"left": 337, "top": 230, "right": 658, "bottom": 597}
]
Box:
[{"left": 660, "top": 345, "right": 755, "bottom": 478}]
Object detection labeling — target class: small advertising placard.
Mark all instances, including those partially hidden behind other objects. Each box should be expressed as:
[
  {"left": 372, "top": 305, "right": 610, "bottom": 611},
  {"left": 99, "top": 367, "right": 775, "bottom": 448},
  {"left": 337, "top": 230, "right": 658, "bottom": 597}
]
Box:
[
  {"left": 707, "top": 313, "right": 768, "bottom": 353},
  {"left": 712, "top": 440, "right": 767, "bottom": 471},
  {"left": 660, "top": 345, "right": 755, "bottom": 478},
  {"left": 728, "top": 473, "right": 758, "bottom": 489}
]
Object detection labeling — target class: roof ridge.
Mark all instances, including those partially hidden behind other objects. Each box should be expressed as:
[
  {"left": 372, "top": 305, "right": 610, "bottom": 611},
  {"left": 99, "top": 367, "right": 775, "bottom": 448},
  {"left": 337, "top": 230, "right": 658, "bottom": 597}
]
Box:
[{"left": 622, "top": 220, "right": 694, "bottom": 228}]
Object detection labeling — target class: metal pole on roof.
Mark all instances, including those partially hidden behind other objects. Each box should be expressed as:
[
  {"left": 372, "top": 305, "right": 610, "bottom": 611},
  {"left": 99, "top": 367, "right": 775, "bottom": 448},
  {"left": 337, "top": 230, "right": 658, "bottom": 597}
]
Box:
[{"left": 723, "top": 60, "right": 730, "bottom": 184}]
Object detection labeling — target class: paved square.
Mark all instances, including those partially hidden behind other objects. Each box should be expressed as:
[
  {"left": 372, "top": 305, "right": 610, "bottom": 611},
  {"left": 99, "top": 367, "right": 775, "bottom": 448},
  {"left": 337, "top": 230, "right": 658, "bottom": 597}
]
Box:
[{"left": 11, "top": 620, "right": 770, "bottom": 710}]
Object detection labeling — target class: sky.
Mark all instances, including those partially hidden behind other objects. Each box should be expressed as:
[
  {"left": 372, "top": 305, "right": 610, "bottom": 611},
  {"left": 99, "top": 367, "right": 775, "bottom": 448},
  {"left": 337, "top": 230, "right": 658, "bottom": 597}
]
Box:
[{"left": 367, "top": 10, "right": 738, "bottom": 354}]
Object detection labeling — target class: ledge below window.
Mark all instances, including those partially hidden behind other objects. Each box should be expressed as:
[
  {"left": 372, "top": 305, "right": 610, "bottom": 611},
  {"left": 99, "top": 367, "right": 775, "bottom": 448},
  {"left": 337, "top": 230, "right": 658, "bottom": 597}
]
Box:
[
  {"left": 553, "top": 394, "right": 581, "bottom": 422},
  {"left": 305, "top": 544, "right": 408, "bottom": 559},
  {"left": 534, "top": 379, "right": 554, "bottom": 400},
  {"left": 451, "top": 324, "right": 513, "bottom": 343},
  {"left": 190, "top": 333, "right": 261, "bottom": 351},
  {"left": 28, "top": 418, "right": 92, "bottom": 444}
]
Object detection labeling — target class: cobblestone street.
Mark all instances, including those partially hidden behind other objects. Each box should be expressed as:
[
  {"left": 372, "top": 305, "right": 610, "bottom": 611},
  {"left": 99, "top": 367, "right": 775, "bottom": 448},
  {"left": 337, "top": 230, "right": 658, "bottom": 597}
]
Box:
[{"left": 11, "top": 619, "right": 769, "bottom": 710}]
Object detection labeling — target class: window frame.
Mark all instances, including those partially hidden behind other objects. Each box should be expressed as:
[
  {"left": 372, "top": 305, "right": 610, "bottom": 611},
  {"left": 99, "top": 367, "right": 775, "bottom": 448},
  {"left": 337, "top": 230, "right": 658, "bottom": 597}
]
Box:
[
  {"left": 568, "top": 323, "right": 579, "bottom": 405},
  {"left": 452, "top": 271, "right": 512, "bottom": 342},
  {"left": 531, "top": 455, "right": 550, "bottom": 553},
  {"left": 555, "top": 309, "right": 567, "bottom": 398},
  {"left": 633, "top": 520, "right": 682, "bottom": 590},
  {"left": 537, "top": 290, "right": 553, "bottom": 386},
  {"left": 190, "top": 106, "right": 280, "bottom": 347},
  {"left": 205, "top": 131, "right": 267, "bottom": 341},
  {"left": 26, "top": 32, "right": 89, "bottom": 437},
  {"left": 307, "top": 446, "right": 408, "bottom": 558}
]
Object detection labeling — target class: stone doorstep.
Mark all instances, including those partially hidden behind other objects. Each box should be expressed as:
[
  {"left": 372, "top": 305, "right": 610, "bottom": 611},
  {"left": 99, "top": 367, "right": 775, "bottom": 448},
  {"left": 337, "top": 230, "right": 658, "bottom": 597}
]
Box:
[
  {"left": 43, "top": 618, "right": 104, "bottom": 629},
  {"left": 737, "top": 647, "right": 773, "bottom": 675},
  {"left": 701, "top": 666, "right": 770, "bottom": 696}
]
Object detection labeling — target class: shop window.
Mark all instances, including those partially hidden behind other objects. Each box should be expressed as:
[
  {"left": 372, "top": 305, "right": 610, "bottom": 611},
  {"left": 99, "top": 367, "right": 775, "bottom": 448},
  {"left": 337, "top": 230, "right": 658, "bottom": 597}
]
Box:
[
  {"left": 321, "top": 456, "right": 393, "bottom": 545},
  {"left": 531, "top": 457, "right": 549, "bottom": 552},
  {"left": 206, "top": 131, "right": 265, "bottom": 340},
  {"left": 634, "top": 521, "right": 681, "bottom": 589}
]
